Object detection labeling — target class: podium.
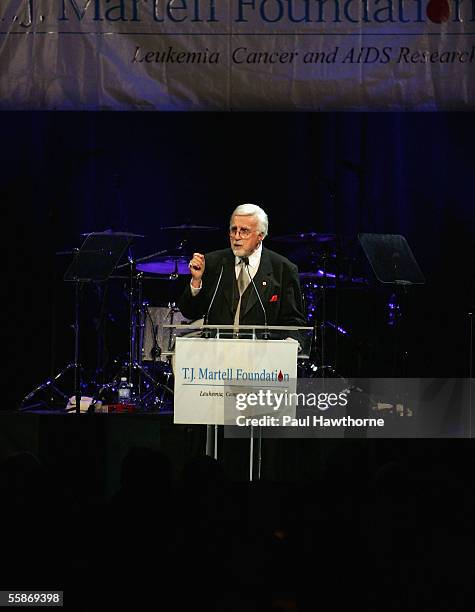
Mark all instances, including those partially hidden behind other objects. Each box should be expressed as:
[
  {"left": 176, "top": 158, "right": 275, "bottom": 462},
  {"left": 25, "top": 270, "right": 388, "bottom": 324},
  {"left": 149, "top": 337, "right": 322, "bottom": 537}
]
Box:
[{"left": 164, "top": 324, "right": 313, "bottom": 479}]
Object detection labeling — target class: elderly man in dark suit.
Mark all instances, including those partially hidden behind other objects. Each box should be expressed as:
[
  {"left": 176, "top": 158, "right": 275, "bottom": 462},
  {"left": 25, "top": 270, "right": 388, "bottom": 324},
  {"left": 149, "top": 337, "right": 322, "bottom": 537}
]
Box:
[{"left": 178, "top": 204, "right": 306, "bottom": 331}]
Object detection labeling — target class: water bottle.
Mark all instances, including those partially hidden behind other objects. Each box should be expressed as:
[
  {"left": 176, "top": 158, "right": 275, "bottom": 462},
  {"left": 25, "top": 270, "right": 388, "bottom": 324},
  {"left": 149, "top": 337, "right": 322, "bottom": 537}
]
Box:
[{"left": 118, "top": 377, "right": 131, "bottom": 404}]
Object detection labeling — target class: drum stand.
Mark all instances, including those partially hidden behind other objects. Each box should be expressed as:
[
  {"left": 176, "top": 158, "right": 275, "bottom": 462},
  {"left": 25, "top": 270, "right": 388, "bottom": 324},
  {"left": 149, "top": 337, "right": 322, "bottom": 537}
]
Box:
[
  {"left": 20, "top": 269, "right": 84, "bottom": 413},
  {"left": 20, "top": 363, "right": 77, "bottom": 412},
  {"left": 304, "top": 249, "right": 342, "bottom": 380}
]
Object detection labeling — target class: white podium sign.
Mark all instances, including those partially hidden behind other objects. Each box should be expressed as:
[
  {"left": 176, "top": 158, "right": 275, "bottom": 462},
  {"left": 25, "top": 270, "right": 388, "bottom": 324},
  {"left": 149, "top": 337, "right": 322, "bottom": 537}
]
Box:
[{"left": 173, "top": 337, "right": 298, "bottom": 425}]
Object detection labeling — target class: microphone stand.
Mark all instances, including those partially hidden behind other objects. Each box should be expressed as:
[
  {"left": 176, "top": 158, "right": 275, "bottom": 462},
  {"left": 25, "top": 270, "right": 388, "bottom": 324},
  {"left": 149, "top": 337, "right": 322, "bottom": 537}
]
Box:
[
  {"left": 391, "top": 253, "right": 411, "bottom": 378},
  {"left": 244, "top": 260, "right": 269, "bottom": 340},
  {"left": 73, "top": 273, "right": 82, "bottom": 414},
  {"left": 244, "top": 259, "right": 267, "bottom": 480},
  {"left": 202, "top": 262, "right": 224, "bottom": 339},
  {"left": 320, "top": 251, "right": 327, "bottom": 379},
  {"left": 201, "top": 261, "right": 224, "bottom": 458},
  {"left": 127, "top": 249, "right": 135, "bottom": 384}
]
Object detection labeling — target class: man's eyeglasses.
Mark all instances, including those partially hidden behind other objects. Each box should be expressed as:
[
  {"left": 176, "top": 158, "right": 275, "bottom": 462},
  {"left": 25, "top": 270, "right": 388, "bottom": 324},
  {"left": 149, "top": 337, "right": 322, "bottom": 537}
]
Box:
[{"left": 229, "top": 227, "right": 254, "bottom": 238}]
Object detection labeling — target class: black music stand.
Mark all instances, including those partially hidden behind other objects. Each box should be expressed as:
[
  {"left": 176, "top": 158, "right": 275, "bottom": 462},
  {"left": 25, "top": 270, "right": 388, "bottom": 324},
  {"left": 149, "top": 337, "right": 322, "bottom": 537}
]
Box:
[
  {"left": 21, "top": 232, "right": 136, "bottom": 413},
  {"left": 358, "top": 234, "right": 425, "bottom": 286},
  {"left": 63, "top": 232, "right": 136, "bottom": 414},
  {"left": 65, "top": 232, "right": 135, "bottom": 282},
  {"left": 358, "top": 233, "right": 425, "bottom": 375}
]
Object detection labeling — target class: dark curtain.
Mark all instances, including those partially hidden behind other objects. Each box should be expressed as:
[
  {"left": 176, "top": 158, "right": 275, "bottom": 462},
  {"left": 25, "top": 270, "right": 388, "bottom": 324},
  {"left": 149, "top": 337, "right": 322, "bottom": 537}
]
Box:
[{"left": 3, "top": 112, "right": 474, "bottom": 406}]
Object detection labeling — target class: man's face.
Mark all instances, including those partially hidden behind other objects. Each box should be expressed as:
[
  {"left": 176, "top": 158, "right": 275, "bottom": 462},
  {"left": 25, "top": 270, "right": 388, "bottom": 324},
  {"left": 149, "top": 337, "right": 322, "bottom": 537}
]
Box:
[{"left": 229, "top": 214, "right": 264, "bottom": 258}]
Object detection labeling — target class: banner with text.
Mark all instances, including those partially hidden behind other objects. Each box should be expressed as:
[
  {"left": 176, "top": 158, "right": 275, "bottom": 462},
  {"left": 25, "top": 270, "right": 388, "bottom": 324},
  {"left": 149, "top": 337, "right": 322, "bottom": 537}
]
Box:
[{"left": 0, "top": 0, "right": 474, "bottom": 110}]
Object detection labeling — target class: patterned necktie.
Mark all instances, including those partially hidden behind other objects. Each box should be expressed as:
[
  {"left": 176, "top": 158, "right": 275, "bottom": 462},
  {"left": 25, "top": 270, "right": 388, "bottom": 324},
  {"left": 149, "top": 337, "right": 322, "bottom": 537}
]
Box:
[{"left": 233, "top": 258, "right": 251, "bottom": 331}]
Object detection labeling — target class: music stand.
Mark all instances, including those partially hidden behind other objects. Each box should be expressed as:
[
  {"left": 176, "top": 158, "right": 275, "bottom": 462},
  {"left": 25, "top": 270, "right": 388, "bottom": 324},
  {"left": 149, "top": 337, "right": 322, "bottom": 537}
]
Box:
[
  {"left": 63, "top": 232, "right": 135, "bottom": 414},
  {"left": 358, "top": 233, "right": 425, "bottom": 376},
  {"left": 358, "top": 234, "right": 425, "bottom": 286}
]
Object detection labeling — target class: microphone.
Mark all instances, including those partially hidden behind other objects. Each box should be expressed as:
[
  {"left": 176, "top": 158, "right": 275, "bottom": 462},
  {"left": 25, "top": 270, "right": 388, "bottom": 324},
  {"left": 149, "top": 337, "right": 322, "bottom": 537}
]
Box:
[
  {"left": 203, "top": 259, "right": 225, "bottom": 336},
  {"left": 150, "top": 343, "right": 161, "bottom": 360},
  {"left": 243, "top": 258, "right": 269, "bottom": 339},
  {"left": 145, "top": 307, "right": 161, "bottom": 361},
  {"left": 170, "top": 259, "right": 179, "bottom": 280}
]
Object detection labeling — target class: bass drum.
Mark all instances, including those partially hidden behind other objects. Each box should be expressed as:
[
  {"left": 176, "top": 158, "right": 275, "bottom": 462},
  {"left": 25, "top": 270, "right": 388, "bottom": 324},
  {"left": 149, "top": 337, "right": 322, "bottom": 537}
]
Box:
[
  {"left": 141, "top": 305, "right": 189, "bottom": 362},
  {"left": 169, "top": 317, "right": 204, "bottom": 375},
  {"left": 141, "top": 307, "right": 203, "bottom": 411}
]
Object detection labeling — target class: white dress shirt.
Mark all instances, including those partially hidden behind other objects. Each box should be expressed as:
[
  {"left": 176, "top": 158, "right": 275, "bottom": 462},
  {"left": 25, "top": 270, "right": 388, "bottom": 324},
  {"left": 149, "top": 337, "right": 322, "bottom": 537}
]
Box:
[{"left": 190, "top": 243, "right": 262, "bottom": 296}]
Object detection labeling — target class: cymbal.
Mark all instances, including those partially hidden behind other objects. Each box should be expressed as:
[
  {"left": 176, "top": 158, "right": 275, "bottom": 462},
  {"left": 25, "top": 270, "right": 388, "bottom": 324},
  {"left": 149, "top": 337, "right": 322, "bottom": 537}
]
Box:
[
  {"left": 271, "top": 232, "right": 337, "bottom": 244},
  {"left": 80, "top": 231, "right": 145, "bottom": 238},
  {"left": 300, "top": 270, "right": 368, "bottom": 287},
  {"left": 137, "top": 256, "right": 190, "bottom": 276},
  {"left": 160, "top": 224, "right": 220, "bottom": 232},
  {"left": 109, "top": 274, "right": 175, "bottom": 281},
  {"left": 56, "top": 249, "right": 109, "bottom": 256}
]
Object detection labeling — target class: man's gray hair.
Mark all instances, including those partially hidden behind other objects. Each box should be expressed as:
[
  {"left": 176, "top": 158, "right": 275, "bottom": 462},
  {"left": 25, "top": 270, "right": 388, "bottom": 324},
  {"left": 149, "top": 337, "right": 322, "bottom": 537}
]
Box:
[{"left": 230, "top": 203, "right": 269, "bottom": 238}]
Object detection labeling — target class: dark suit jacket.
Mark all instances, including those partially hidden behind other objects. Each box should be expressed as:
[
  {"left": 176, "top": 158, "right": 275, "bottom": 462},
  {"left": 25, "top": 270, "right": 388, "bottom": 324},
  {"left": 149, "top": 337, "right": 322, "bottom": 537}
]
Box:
[{"left": 178, "top": 247, "right": 307, "bottom": 329}]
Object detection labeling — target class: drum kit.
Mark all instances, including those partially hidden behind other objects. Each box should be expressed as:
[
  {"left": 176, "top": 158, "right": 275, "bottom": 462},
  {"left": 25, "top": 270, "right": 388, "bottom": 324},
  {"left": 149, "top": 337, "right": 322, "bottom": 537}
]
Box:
[{"left": 20, "top": 225, "right": 371, "bottom": 413}]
